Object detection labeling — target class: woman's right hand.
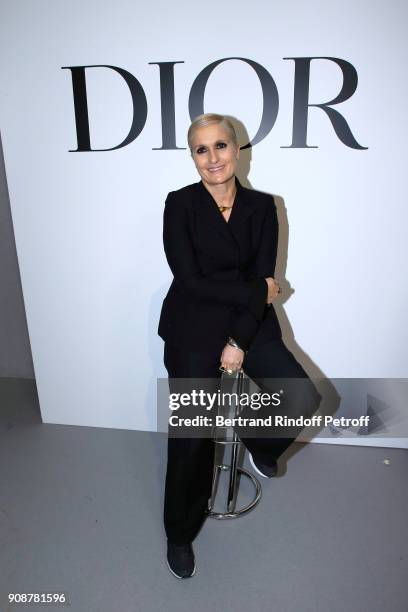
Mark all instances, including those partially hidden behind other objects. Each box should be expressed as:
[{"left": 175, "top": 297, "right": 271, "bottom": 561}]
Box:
[{"left": 265, "top": 277, "right": 280, "bottom": 304}]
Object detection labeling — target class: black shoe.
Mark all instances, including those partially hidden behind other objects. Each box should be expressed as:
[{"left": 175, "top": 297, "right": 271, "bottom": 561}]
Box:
[
  {"left": 166, "top": 540, "right": 196, "bottom": 578},
  {"left": 249, "top": 453, "right": 278, "bottom": 478}
]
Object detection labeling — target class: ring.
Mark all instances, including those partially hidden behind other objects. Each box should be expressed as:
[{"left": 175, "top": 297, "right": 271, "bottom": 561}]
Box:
[
  {"left": 227, "top": 369, "right": 233, "bottom": 375},
  {"left": 219, "top": 366, "right": 226, "bottom": 372}
]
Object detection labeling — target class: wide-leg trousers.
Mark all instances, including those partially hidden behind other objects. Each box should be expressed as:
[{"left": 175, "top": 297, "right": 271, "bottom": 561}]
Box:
[{"left": 163, "top": 338, "right": 322, "bottom": 545}]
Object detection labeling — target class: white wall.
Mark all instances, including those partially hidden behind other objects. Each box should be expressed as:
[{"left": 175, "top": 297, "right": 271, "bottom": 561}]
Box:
[{"left": 0, "top": 0, "right": 407, "bottom": 445}]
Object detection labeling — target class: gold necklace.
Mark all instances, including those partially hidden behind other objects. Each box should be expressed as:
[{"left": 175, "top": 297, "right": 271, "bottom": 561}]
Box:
[
  {"left": 216, "top": 188, "right": 236, "bottom": 213},
  {"left": 217, "top": 204, "right": 233, "bottom": 213}
]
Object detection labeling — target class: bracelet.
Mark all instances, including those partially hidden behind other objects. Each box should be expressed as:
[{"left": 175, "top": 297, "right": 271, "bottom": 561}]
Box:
[{"left": 227, "top": 336, "right": 242, "bottom": 350}]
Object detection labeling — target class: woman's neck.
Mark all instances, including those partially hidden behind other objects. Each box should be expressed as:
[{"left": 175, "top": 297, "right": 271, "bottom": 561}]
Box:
[{"left": 202, "top": 175, "right": 237, "bottom": 206}]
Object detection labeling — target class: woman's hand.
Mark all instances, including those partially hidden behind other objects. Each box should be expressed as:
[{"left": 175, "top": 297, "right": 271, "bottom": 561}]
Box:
[
  {"left": 220, "top": 344, "right": 244, "bottom": 374},
  {"left": 265, "top": 277, "right": 280, "bottom": 304}
]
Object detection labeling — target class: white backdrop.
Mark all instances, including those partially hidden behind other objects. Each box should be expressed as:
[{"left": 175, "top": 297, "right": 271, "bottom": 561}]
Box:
[{"left": 0, "top": 0, "right": 407, "bottom": 446}]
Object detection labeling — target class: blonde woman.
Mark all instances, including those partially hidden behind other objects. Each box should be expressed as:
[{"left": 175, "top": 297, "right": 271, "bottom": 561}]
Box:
[{"left": 158, "top": 113, "right": 321, "bottom": 578}]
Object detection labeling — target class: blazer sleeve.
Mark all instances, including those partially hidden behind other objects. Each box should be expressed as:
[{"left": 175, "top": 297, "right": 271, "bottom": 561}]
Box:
[
  {"left": 163, "top": 191, "right": 267, "bottom": 309},
  {"left": 229, "top": 195, "right": 279, "bottom": 351}
]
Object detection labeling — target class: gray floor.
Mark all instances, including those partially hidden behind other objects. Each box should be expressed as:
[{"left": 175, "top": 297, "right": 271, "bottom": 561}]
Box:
[{"left": 0, "top": 378, "right": 407, "bottom": 612}]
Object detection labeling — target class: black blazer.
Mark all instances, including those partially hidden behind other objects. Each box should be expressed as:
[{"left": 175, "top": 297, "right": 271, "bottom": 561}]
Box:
[{"left": 158, "top": 176, "right": 282, "bottom": 355}]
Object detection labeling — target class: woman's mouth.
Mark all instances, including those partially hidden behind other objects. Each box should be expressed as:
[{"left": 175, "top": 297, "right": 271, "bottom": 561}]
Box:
[{"left": 208, "top": 165, "right": 224, "bottom": 173}]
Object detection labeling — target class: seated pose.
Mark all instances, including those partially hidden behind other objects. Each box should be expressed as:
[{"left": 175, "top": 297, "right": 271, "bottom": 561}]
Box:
[{"left": 158, "top": 112, "right": 322, "bottom": 579}]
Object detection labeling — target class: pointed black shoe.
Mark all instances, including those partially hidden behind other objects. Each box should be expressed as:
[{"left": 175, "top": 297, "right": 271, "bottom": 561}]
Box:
[
  {"left": 249, "top": 453, "right": 278, "bottom": 478},
  {"left": 166, "top": 540, "right": 196, "bottom": 579}
]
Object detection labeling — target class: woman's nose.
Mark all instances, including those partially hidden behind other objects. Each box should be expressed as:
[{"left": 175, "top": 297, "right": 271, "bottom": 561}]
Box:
[{"left": 208, "top": 147, "right": 218, "bottom": 163}]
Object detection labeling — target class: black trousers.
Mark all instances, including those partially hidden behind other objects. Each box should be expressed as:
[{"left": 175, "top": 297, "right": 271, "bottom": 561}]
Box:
[{"left": 163, "top": 339, "right": 322, "bottom": 545}]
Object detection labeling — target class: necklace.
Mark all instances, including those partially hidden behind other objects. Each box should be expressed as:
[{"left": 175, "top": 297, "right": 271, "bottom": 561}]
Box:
[
  {"left": 217, "top": 204, "right": 233, "bottom": 213},
  {"left": 216, "top": 187, "right": 236, "bottom": 213}
]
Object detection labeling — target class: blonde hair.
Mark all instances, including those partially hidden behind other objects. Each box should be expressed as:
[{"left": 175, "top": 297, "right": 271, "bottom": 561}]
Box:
[{"left": 187, "top": 113, "right": 238, "bottom": 152}]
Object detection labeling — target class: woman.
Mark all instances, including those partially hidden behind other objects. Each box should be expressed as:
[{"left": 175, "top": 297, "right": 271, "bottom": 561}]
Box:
[{"left": 158, "top": 113, "right": 321, "bottom": 578}]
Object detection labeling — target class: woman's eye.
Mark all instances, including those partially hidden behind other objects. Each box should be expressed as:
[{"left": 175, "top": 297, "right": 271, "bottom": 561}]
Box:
[
  {"left": 196, "top": 147, "right": 206, "bottom": 154},
  {"left": 216, "top": 142, "right": 227, "bottom": 149}
]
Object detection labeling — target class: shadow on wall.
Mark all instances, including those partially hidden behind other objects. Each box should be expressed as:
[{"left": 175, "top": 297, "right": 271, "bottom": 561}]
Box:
[{"left": 0, "top": 130, "right": 35, "bottom": 378}]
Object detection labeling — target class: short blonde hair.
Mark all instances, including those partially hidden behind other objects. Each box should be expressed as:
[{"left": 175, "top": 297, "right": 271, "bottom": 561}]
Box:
[{"left": 187, "top": 113, "right": 238, "bottom": 152}]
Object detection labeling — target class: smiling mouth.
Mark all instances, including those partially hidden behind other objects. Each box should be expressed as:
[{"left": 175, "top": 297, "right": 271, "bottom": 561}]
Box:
[{"left": 208, "top": 165, "right": 224, "bottom": 172}]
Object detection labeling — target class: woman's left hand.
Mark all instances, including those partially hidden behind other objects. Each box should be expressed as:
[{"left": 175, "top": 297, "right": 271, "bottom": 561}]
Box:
[{"left": 220, "top": 344, "right": 244, "bottom": 374}]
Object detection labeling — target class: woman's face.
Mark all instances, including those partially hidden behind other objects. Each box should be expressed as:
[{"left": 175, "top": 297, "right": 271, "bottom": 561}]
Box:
[{"left": 190, "top": 123, "right": 239, "bottom": 187}]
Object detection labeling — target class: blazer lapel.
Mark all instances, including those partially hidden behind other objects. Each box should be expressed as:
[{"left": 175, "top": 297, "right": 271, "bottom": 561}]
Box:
[{"left": 193, "top": 176, "right": 255, "bottom": 249}]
